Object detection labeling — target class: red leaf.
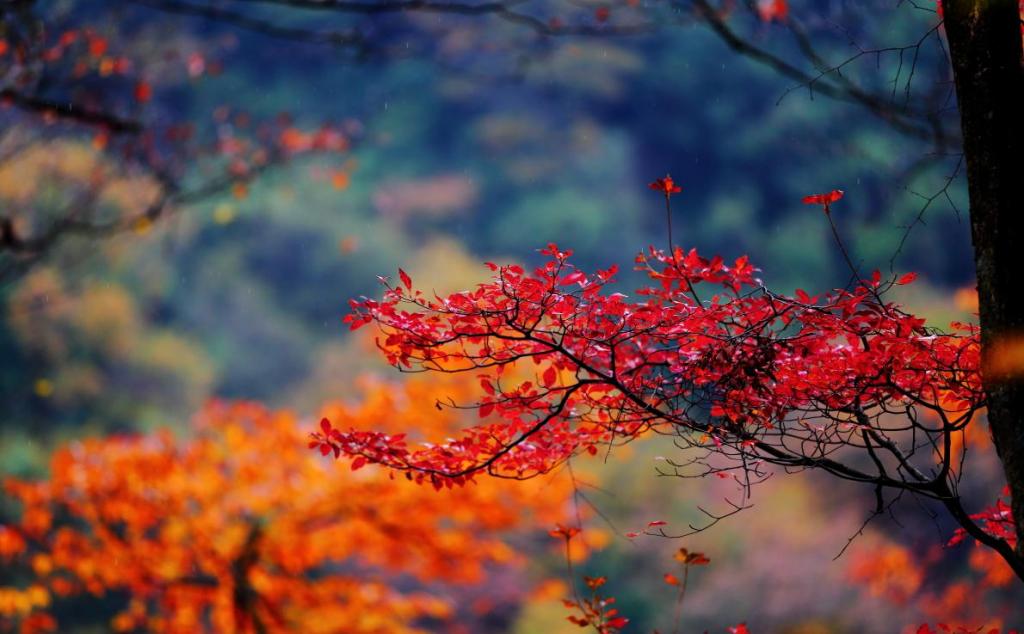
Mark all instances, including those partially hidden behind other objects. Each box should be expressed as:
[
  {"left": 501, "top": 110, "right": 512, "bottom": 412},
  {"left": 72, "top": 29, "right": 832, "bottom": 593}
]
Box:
[
  {"left": 351, "top": 457, "right": 367, "bottom": 471},
  {"left": 542, "top": 366, "right": 557, "bottom": 387},
  {"left": 398, "top": 268, "right": 412, "bottom": 291},
  {"left": 320, "top": 417, "right": 332, "bottom": 434},
  {"left": 647, "top": 520, "right": 667, "bottom": 527},
  {"left": 561, "top": 271, "right": 587, "bottom": 286},
  {"left": 801, "top": 189, "right": 844, "bottom": 206},
  {"left": 663, "top": 573, "right": 680, "bottom": 586},
  {"left": 897, "top": 272, "right": 918, "bottom": 285}
]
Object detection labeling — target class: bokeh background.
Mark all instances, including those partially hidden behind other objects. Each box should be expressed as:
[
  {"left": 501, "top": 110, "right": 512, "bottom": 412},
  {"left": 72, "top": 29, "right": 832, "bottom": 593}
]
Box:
[{"left": 1, "top": 1, "right": 1016, "bottom": 631}]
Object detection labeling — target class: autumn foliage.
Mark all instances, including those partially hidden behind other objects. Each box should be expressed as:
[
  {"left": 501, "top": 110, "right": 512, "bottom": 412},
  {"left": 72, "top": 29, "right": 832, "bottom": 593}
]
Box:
[
  {"left": 0, "top": 20, "right": 354, "bottom": 276},
  {"left": 310, "top": 202, "right": 1022, "bottom": 627},
  {"left": 0, "top": 375, "right": 579, "bottom": 633},
  {"left": 316, "top": 243, "right": 982, "bottom": 500}
]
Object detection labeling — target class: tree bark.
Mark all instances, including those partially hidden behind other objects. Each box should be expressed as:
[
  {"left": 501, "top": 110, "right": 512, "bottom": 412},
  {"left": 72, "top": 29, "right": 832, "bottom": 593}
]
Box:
[{"left": 944, "top": 0, "right": 1024, "bottom": 554}]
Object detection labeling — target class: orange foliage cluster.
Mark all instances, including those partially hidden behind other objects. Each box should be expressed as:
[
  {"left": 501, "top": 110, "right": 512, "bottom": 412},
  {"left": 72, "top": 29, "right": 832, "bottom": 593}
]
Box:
[
  {"left": 848, "top": 524, "right": 1018, "bottom": 631},
  {"left": 846, "top": 411, "right": 1019, "bottom": 632},
  {"left": 0, "top": 376, "right": 576, "bottom": 633},
  {"left": 848, "top": 543, "right": 925, "bottom": 606}
]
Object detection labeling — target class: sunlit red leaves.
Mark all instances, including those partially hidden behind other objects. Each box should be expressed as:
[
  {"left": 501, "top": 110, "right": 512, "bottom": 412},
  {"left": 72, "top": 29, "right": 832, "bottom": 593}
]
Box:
[
  {"left": 542, "top": 365, "right": 558, "bottom": 388},
  {"left": 947, "top": 489, "right": 1016, "bottom": 550},
  {"left": 319, "top": 241, "right": 981, "bottom": 498},
  {"left": 398, "top": 268, "right": 413, "bottom": 291}
]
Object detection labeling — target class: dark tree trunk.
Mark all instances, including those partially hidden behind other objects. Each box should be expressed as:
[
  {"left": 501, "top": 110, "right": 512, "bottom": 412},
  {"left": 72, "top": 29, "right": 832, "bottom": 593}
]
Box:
[{"left": 944, "top": 0, "right": 1024, "bottom": 554}]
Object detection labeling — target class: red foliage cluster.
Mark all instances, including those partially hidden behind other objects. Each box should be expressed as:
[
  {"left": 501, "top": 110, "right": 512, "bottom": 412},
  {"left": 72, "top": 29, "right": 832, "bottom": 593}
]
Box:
[
  {"left": 648, "top": 175, "right": 683, "bottom": 196},
  {"left": 948, "top": 487, "right": 1017, "bottom": 549},
  {"left": 0, "top": 19, "right": 357, "bottom": 262},
  {"left": 563, "top": 574, "right": 628, "bottom": 633},
  {"left": 801, "top": 189, "right": 844, "bottom": 212},
  {"left": 313, "top": 243, "right": 983, "bottom": 507}
]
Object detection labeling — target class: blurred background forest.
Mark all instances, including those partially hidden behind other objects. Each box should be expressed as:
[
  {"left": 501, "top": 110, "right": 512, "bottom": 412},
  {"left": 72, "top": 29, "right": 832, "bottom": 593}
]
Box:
[{"left": 1, "top": 0, "right": 1015, "bottom": 632}]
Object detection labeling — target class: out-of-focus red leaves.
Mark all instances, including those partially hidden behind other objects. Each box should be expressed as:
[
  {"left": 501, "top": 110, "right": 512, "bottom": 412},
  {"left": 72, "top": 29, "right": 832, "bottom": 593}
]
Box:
[
  {"left": 87, "top": 36, "right": 108, "bottom": 57},
  {"left": 133, "top": 80, "right": 152, "bottom": 102},
  {"left": 674, "top": 547, "right": 710, "bottom": 566},
  {"left": 756, "top": 0, "right": 788, "bottom": 22},
  {"left": 649, "top": 174, "right": 683, "bottom": 196},
  {"left": 549, "top": 524, "right": 582, "bottom": 540}
]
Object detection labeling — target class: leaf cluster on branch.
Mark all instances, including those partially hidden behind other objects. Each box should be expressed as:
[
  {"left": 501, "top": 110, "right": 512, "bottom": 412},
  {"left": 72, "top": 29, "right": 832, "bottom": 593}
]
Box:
[{"left": 311, "top": 234, "right": 1021, "bottom": 579}]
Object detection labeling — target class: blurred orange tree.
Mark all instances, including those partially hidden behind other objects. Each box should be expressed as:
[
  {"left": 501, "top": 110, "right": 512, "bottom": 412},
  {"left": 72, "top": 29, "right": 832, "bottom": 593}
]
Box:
[{"left": 0, "top": 374, "right": 578, "bottom": 633}]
